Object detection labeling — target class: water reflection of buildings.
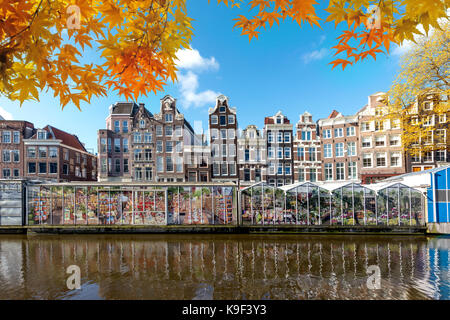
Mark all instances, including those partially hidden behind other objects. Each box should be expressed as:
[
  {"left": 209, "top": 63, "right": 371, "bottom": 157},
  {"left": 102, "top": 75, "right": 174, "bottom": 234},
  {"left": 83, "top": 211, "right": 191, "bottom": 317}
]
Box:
[{"left": 0, "top": 236, "right": 448, "bottom": 299}]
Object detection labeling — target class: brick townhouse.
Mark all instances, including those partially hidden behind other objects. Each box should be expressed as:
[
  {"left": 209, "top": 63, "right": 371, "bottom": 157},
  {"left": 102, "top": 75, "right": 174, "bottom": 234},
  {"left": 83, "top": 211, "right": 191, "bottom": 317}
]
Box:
[
  {"left": 1, "top": 120, "right": 96, "bottom": 181},
  {"left": 265, "top": 111, "right": 294, "bottom": 187},
  {"left": 98, "top": 95, "right": 200, "bottom": 182},
  {"left": 404, "top": 93, "right": 449, "bottom": 172},
  {"left": 318, "top": 110, "right": 360, "bottom": 182},
  {"left": 0, "top": 120, "right": 35, "bottom": 179},
  {"left": 209, "top": 95, "right": 238, "bottom": 183},
  {"left": 237, "top": 124, "right": 267, "bottom": 186},
  {"left": 293, "top": 111, "right": 322, "bottom": 182},
  {"left": 357, "top": 92, "right": 406, "bottom": 184}
]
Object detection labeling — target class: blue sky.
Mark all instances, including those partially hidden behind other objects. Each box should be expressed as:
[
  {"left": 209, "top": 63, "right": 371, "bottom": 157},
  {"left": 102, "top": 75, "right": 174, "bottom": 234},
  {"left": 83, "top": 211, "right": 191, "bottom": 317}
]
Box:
[{"left": 0, "top": 1, "right": 406, "bottom": 153}]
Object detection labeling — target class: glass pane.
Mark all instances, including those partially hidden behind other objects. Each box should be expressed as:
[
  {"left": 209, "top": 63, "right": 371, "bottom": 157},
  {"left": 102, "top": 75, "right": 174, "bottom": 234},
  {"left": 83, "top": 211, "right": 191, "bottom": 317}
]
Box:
[
  {"left": 87, "top": 187, "right": 98, "bottom": 225},
  {"left": 387, "top": 187, "right": 399, "bottom": 226},
  {"left": 263, "top": 187, "right": 274, "bottom": 224},
  {"left": 179, "top": 187, "right": 191, "bottom": 224},
  {"left": 121, "top": 189, "right": 133, "bottom": 224},
  {"left": 75, "top": 187, "right": 87, "bottom": 225},
  {"left": 285, "top": 190, "right": 297, "bottom": 224},
  {"left": 98, "top": 189, "right": 110, "bottom": 225},
  {"left": 109, "top": 188, "right": 121, "bottom": 225},
  {"left": 411, "top": 190, "right": 424, "bottom": 226},
  {"left": 342, "top": 186, "right": 353, "bottom": 225},
  {"left": 353, "top": 186, "right": 364, "bottom": 226},
  {"left": 274, "top": 188, "right": 284, "bottom": 224},
  {"left": 252, "top": 186, "right": 263, "bottom": 224},
  {"left": 297, "top": 186, "right": 308, "bottom": 225},
  {"left": 331, "top": 189, "right": 343, "bottom": 225},
  {"left": 400, "top": 186, "right": 410, "bottom": 226},
  {"left": 319, "top": 188, "right": 331, "bottom": 225},
  {"left": 190, "top": 187, "right": 204, "bottom": 224},
  {"left": 365, "top": 189, "right": 377, "bottom": 225},
  {"left": 309, "top": 186, "right": 319, "bottom": 225},
  {"left": 63, "top": 186, "right": 75, "bottom": 225},
  {"left": 202, "top": 187, "right": 213, "bottom": 224},
  {"left": 377, "top": 189, "right": 388, "bottom": 225},
  {"left": 51, "top": 186, "right": 63, "bottom": 225},
  {"left": 134, "top": 190, "right": 145, "bottom": 224},
  {"left": 167, "top": 187, "right": 179, "bottom": 225},
  {"left": 241, "top": 189, "right": 252, "bottom": 225}
]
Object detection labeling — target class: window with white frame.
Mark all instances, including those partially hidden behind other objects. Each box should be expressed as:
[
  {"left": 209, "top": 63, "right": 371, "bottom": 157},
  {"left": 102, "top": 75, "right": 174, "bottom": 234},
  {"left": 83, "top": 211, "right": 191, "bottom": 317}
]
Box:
[
  {"left": 211, "top": 129, "right": 218, "bottom": 141},
  {"left": 220, "top": 129, "right": 227, "bottom": 140},
  {"left": 375, "top": 135, "right": 385, "bottom": 147},
  {"left": 285, "top": 164, "right": 291, "bottom": 175},
  {"left": 156, "top": 156, "right": 164, "bottom": 173},
  {"left": 156, "top": 141, "right": 163, "bottom": 153},
  {"left": 324, "top": 163, "right": 333, "bottom": 181},
  {"left": 2, "top": 150, "right": 10, "bottom": 162},
  {"left": 390, "top": 152, "right": 401, "bottom": 167},
  {"left": 361, "top": 122, "right": 371, "bottom": 132},
  {"left": 424, "top": 151, "right": 433, "bottom": 162},
  {"left": 335, "top": 143, "right": 344, "bottom": 157},
  {"left": 139, "top": 120, "right": 146, "bottom": 128},
  {"left": 310, "top": 168, "right": 317, "bottom": 182},
  {"left": 267, "top": 132, "right": 273, "bottom": 143},
  {"left": 389, "top": 135, "right": 400, "bottom": 146},
  {"left": 277, "top": 132, "right": 283, "bottom": 143},
  {"left": 346, "top": 126, "right": 355, "bottom": 136},
  {"left": 229, "top": 144, "right": 236, "bottom": 157},
  {"left": 221, "top": 162, "right": 228, "bottom": 175},
  {"left": 347, "top": 142, "right": 356, "bottom": 156},
  {"left": 134, "top": 133, "right": 142, "bottom": 143},
  {"left": 334, "top": 128, "right": 343, "bottom": 137},
  {"left": 363, "top": 153, "right": 372, "bottom": 168},
  {"left": 336, "top": 163, "right": 345, "bottom": 180},
  {"left": 348, "top": 161, "right": 357, "bottom": 179},
  {"left": 229, "top": 162, "right": 236, "bottom": 175},
  {"left": 277, "top": 163, "right": 283, "bottom": 175},
  {"left": 228, "top": 115, "right": 235, "bottom": 124},
  {"left": 156, "top": 125, "right": 163, "bottom": 136},
  {"left": 323, "top": 129, "right": 331, "bottom": 139},
  {"left": 436, "top": 150, "right": 446, "bottom": 162},
  {"left": 376, "top": 153, "right": 386, "bottom": 167},
  {"left": 362, "top": 137, "right": 372, "bottom": 148},
  {"left": 222, "top": 144, "right": 227, "bottom": 157},
  {"left": 2, "top": 131, "right": 11, "bottom": 143},
  {"left": 439, "top": 114, "right": 446, "bottom": 123},
  {"left": 13, "top": 131, "right": 20, "bottom": 144},
  {"left": 308, "top": 147, "right": 316, "bottom": 161},
  {"left": 269, "top": 162, "right": 275, "bottom": 175},
  {"left": 165, "top": 125, "right": 172, "bottom": 136},
  {"left": 268, "top": 147, "right": 274, "bottom": 159},
  {"left": 277, "top": 147, "right": 283, "bottom": 159},
  {"left": 284, "top": 132, "right": 291, "bottom": 143},
  {"left": 144, "top": 133, "right": 152, "bottom": 144},
  {"left": 324, "top": 144, "right": 332, "bottom": 158},
  {"left": 284, "top": 147, "right": 291, "bottom": 159},
  {"left": 176, "top": 125, "right": 182, "bottom": 136},
  {"left": 375, "top": 121, "right": 384, "bottom": 131},
  {"left": 165, "top": 113, "right": 173, "bottom": 123},
  {"left": 436, "top": 129, "right": 446, "bottom": 144},
  {"left": 166, "top": 141, "right": 173, "bottom": 153},
  {"left": 211, "top": 115, "right": 218, "bottom": 125},
  {"left": 228, "top": 129, "right": 235, "bottom": 140},
  {"left": 424, "top": 131, "right": 433, "bottom": 145},
  {"left": 298, "top": 168, "right": 305, "bottom": 182},
  {"left": 423, "top": 115, "right": 434, "bottom": 126},
  {"left": 301, "top": 130, "right": 310, "bottom": 141}
]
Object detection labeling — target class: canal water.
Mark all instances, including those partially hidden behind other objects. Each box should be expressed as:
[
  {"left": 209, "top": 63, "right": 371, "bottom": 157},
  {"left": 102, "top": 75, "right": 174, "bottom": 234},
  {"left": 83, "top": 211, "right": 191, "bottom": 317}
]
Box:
[{"left": 0, "top": 234, "right": 448, "bottom": 300}]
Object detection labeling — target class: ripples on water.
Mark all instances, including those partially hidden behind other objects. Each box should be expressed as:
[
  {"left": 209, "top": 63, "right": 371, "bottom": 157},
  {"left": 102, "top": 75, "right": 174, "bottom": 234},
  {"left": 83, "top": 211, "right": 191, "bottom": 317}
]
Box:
[{"left": 0, "top": 234, "right": 448, "bottom": 300}]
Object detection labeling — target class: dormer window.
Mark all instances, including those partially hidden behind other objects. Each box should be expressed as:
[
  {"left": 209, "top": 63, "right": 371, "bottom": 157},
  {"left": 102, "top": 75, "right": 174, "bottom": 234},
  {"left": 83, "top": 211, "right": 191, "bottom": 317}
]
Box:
[
  {"left": 37, "top": 130, "right": 47, "bottom": 140},
  {"left": 165, "top": 113, "right": 173, "bottom": 123},
  {"left": 219, "top": 106, "right": 226, "bottom": 113},
  {"left": 276, "top": 116, "right": 282, "bottom": 124}
]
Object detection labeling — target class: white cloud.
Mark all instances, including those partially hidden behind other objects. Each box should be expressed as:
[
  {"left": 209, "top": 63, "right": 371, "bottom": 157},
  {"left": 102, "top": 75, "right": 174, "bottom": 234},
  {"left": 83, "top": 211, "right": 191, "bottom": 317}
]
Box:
[
  {"left": 178, "top": 71, "right": 220, "bottom": 109},
  {"left": 302, "top": 48, "right": 329, "bottom": 64},
  {"left": 175, "top": 48, "right": 219, "bottom": 71},
  {"left": 175, "top": 48, "right": 220, "bottom": 109},
  {"left": 0, "top": 106, "right": 13, "bottom": 120}
]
